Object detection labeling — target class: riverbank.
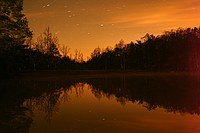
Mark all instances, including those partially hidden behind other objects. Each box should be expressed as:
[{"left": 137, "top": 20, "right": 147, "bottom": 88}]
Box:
[{"left": 12, "top": 70, "right": 200, "bottom": 80}]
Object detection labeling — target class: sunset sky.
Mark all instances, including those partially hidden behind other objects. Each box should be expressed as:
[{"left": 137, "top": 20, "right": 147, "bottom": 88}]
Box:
[{"left": 24, "top": 0, "right": 200, "bottom": 58}]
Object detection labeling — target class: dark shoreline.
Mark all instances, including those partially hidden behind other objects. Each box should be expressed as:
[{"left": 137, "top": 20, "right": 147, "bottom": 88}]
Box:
[{"left": 10, "top": 70, "right": 199, "bottom": 80}]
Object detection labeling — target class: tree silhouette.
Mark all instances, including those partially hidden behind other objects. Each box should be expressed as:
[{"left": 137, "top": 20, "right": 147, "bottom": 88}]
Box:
[
  {"left": 0, "top": 0, "right": 32, "bottom": 75},
  {"left": 87, "top": 27, "right": 200, "bottom": 71},
  {"left": 34, "top": 27, "right": 59, "bottom": 56},
  {"left": 60, "top": 45, "right": 70, "bottom": 58},
  {"left": 0, "top": 0, "right": 32, "bottom": 47}
]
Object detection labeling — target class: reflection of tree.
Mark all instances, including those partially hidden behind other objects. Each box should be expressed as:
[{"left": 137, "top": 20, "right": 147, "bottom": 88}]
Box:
[
  {"left": 30, "top": 91, "right": 61, "bottom": 122},
  {"left": 70, "top": 82, "right": 85, "bottom": 97},
  {"left": 89, "top": 76, "right": 129, "bottom": 106},
  {"left": 1, "top": 75, "right": 200, "bottom": 132},
  {"left": 0, "top": 79, "right": 82, "bottom": 131},
  {"left": 85, "top": 75, "right": 200, "bottom": 115},
  {"left": 0, "top": 104, "right": 32, "bottom": 133},
  {"left": 23, "top": 82, "right": 87, "bottom": 123},
  {"left": 23, "top": 88, "right": 64, "bottom": 123}
]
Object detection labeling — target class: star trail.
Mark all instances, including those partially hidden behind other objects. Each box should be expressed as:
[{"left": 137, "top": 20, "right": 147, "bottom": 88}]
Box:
[{"left": 24, "top": 0, "right": 200, "bottom": 58}]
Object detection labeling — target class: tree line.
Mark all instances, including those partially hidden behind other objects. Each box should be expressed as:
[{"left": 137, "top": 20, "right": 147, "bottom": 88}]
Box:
[
  {"left": 1, "top": 0, "right": 200, "bottom": 77},
  {"left": 86, "top": 27, "right": 200, "bottom": 71}
]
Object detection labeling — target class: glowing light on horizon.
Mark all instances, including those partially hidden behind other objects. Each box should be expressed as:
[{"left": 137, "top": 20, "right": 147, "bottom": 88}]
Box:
[{"left": 24, "top": 0, "right": 200, "bottom": 57}]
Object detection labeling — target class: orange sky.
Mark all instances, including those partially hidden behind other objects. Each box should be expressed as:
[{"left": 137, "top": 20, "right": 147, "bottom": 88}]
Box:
[{"left": 24, "top": 0, "right": 200, "bottom": 58}]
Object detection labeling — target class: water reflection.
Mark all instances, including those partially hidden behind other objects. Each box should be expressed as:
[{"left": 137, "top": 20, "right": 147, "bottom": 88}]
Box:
[
  {"left": 1, "top": 74, "right": 200, "bottom": 132},
  {"left": 91, "top": 75, "right": 200, "bottom": 114},
  {"left": 23, "top": 82, "right": 86, "bottom": 123},
  {"left": 0, "top": 104, "right": 32, "bottom": 133}
]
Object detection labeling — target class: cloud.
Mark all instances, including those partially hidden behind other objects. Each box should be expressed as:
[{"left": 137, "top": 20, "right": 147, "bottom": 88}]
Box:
[{"left": 103, "top": 2, "right": 200, "bottom": 29}]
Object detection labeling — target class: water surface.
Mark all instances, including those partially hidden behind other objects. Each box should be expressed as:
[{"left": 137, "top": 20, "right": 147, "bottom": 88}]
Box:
[{"left": 1, "top": 74, "right": 200, "bottom": 133}]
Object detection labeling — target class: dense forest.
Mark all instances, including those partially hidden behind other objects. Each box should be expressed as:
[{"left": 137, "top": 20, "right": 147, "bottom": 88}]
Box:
[
  {"left": 1, "top": 0, "right": 200, "bottom": 77},
  {"left": 87, "top": 28, "right": 200, "bottom": 71}
]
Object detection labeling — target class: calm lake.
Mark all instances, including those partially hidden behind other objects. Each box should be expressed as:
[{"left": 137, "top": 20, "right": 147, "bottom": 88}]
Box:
[{"left": 1, "top": 73, "right": 200, "bottom": 133}]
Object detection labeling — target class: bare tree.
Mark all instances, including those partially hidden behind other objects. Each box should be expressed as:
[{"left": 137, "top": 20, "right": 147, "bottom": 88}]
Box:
[
  {"left": 60, "top": 45, "right": 70, "bottom": 57},
  {"left": 74, "top": 49, "right": 84, "bottom": 63},
  {"left": 34, "top": 27, "right": 60, "bottom": 56},
  {"left": 77, "top": 50, "right": 84, "bottom": 63}
]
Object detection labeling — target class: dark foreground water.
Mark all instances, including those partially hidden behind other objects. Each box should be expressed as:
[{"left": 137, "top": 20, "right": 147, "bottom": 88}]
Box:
[{"left": 1, "top": 74, "right": 200, "bottom": 133}]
